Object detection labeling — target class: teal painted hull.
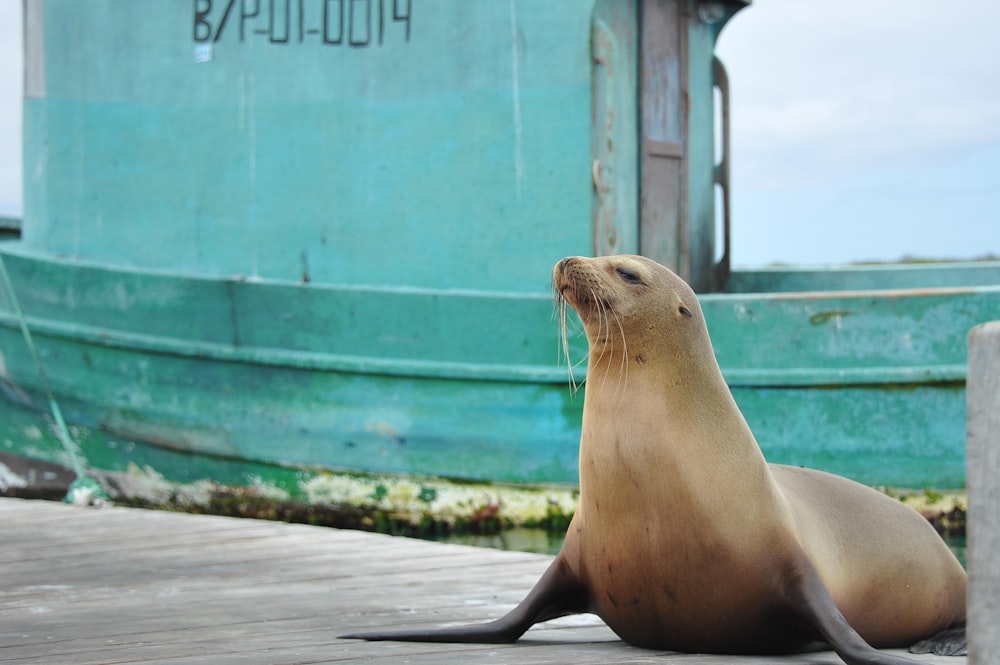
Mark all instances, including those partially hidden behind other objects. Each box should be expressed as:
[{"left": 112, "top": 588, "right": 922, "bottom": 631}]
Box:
[{"left": 3, "top": 245, "right": 997, "bottom": 491}]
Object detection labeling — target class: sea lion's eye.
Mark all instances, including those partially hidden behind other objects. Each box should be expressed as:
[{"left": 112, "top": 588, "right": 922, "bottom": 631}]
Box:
[
  {"left": 679, "top": 306, "right": 693, "bottom": 318},
  {"left": 616, "top": 268, "right": 643, "bottom": 285}
]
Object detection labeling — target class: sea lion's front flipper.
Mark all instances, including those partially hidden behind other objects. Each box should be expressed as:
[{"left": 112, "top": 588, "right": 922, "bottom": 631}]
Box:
[
  {"left": 786, "top": 558, "right": 922, "bottom": 665},
  {"left": 339, "top": 555, "right": 589, "bottom": 644},
  {"left": 908, "top": 626, "right": 966, "bottom": 656}
]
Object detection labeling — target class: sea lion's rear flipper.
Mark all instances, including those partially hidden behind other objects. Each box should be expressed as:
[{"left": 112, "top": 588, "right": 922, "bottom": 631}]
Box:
[
  {"left": 908, "top": 626, "right": 966, "bottom": 656},
  {"left": 785, "top": 557, "right": 923, "bottom": 665},
  {"left": 339, "top": 556, "right": 589, "bottom": 644}
]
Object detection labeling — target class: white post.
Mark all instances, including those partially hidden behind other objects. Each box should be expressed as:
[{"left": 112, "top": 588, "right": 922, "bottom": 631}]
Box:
[{"left": 967, "top": 321, "right": 1000, "bottom": 665}]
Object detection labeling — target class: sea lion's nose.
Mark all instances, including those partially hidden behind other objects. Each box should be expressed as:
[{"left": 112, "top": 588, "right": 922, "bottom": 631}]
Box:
[{"left": 558, "top": 257, "right": 573, "bottom": 274}]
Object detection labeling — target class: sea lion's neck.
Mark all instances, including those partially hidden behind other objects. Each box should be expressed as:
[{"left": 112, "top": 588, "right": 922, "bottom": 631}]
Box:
[{"left": 579, "top": 350, "right": 779, "bottom": 509}]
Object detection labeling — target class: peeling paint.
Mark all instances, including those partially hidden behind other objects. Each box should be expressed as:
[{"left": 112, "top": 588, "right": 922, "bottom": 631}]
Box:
[
  {"left": 364, "top": 419, "right": 404, "bottom": 440},
  {"left": 808, "top": 309, "right": 853, "bottom": 325},
  {"left": 247, "top": 476, "right": 291, "bottom": 502},
  {"left": 509, "top": 0, "right": 524, "bottom": 198},
  {"left": 0, "top": 462, "right": 28, "bottom": 491},
  {"left": 95, "top": 463, "right": 577, "bottom": 533},
  {"left": 106, "top": 463, "right": 217, "bottom": 506},
  {"left": 300, "top": 471, "right": 578, "bottom": 528}
]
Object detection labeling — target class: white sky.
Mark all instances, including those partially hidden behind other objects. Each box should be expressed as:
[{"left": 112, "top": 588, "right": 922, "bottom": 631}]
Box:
[
  {"left": 0, "top": 2, "right": 21, "bottom": 220},
  {"left": 1, "top": 1, "right": 997, "bottom": 265},
  {"left": 716, "top": 0, "right": 1000, "bottom": 265}
]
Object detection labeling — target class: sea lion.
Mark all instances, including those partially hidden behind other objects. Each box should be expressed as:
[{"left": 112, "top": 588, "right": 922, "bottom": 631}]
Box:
[{"left": 341, "top": 255, "right": 967, "bottom": 664}]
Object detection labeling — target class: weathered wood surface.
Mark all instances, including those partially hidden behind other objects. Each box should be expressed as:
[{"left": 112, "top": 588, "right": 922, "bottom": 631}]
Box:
[
  {"left": 967, "top": 321, "right": 1000, "bottom": 665},
  {"left": 0, "top": 498, "right": 961, "bottom": 664}
]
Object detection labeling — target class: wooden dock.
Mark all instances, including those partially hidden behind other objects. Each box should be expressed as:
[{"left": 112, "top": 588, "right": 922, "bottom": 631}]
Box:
[{"left": 0, "top": 497, "right": 963, "bottom": 664}]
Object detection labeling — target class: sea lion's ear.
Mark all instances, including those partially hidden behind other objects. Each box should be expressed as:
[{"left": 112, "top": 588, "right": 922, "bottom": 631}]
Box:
[{"left": 678, "top": 305, "right": 693, "bottom": 318}]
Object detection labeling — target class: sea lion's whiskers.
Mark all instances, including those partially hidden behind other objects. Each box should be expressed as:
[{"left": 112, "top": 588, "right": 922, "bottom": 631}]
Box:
[
  {"left": 609, "top": 304, "right": 629, "bottom": 407},
  {"left": 591, "top": 288, "right": 615, "bottom": 393},
  {"left": 555, "top": 294, "right": 580, "bottom": 393},
  {"left": 555, "top": 288, "right": 590, "bottom": 394}
]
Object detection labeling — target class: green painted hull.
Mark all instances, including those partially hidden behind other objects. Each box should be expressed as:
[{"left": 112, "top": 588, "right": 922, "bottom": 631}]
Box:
[{"left": 3, "top": 245, "right": 997, "bottom": 492}]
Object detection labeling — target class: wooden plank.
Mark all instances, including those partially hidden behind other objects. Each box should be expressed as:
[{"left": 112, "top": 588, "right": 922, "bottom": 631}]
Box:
[
  {"left": 0, "top": 498, "right": 962, "bottom": 664},
  {"left": 967, "top": 321, "right": 1000, "bottom": 665}
]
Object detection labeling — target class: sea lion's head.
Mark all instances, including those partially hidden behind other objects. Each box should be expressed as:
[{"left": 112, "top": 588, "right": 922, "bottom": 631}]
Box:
[{"left": 553, "top": 255, "right": 707, "bottom": 372}]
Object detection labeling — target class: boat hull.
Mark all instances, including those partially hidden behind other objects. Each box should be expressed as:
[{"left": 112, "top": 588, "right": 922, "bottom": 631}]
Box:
[{"left": 3, "top": 247, "right": 996, "bottom": 494}]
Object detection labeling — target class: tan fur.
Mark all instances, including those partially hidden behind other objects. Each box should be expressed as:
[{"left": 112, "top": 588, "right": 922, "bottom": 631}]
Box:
[{"left": 553, "top": 254, "right": 966, "bottom": 653}]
